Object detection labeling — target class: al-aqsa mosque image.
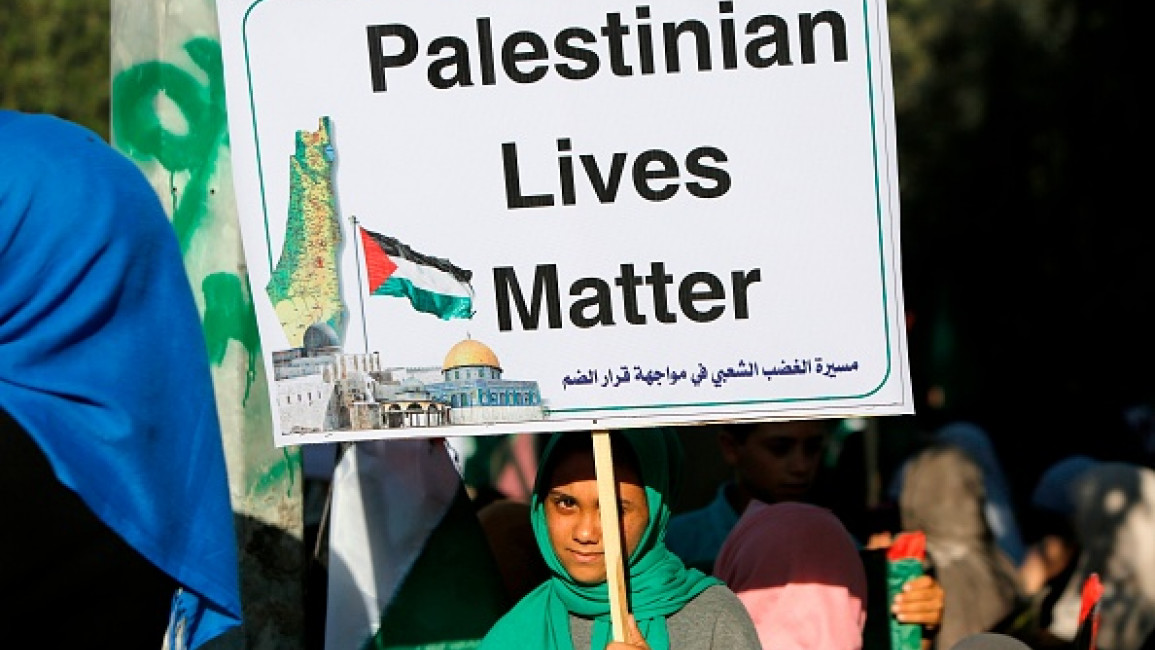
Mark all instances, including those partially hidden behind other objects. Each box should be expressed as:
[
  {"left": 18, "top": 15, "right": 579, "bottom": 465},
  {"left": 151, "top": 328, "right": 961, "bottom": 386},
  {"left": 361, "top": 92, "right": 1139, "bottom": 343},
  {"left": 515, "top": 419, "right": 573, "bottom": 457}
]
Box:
[{"left": 271, "top": 325, "right": 545, "bottom": 435}]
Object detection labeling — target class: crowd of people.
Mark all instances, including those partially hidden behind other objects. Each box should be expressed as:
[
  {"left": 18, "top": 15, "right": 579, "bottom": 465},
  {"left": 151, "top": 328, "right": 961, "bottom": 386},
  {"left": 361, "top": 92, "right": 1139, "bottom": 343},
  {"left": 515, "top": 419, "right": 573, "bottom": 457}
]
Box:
[
  {"left": 6, "top": 109, "right": 1154, "bottom": 649},
  {"left": 465, "top": 416, "right": 1155, "bottom": 650}
]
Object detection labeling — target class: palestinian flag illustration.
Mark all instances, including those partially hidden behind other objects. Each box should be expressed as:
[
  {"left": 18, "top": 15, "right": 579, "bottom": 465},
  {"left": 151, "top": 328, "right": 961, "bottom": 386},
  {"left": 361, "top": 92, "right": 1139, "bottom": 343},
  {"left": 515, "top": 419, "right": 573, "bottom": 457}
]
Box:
[{"left": 359, "top": 226, "right": 474, "bottom": 320}]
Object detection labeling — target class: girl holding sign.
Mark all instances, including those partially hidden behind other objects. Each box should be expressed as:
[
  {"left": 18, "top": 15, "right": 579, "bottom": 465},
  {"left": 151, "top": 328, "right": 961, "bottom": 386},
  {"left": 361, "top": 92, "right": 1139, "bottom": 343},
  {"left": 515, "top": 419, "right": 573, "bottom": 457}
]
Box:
[{"left": 480, "top": 428, "right": 759, "bottom": 650}]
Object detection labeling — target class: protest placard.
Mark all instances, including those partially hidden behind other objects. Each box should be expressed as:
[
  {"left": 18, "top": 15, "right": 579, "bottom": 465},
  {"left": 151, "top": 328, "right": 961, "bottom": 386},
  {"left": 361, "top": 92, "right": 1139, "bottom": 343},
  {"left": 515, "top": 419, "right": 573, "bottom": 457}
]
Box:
[{"left": 216, "top": 0, "right": 912, "bottom": 446}]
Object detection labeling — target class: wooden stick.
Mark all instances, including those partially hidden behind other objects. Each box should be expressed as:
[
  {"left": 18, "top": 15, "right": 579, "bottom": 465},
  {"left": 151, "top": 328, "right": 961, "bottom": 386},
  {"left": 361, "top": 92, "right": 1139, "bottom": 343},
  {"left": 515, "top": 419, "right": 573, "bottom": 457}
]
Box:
[{"left": 592, "top": 430, "right": 629, "bottom": 642}]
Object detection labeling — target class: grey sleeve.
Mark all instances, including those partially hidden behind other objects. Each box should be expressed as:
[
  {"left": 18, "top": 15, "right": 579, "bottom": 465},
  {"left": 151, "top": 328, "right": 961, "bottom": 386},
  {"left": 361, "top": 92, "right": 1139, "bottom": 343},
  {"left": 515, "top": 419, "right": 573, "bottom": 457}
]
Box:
[
  {"left": 569, "top": 585, "right": 761, "bottom": 650},
  {"left": 666, "top": 585, "right": 762, "bottom": 650}
]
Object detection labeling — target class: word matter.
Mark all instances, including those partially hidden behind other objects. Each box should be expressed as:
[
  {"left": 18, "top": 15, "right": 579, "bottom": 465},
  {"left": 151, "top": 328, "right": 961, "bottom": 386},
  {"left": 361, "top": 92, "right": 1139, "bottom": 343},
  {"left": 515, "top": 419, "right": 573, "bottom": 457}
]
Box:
[
  {"left": 493, "top": 262, "right": 762, "bottom": 331},
  {"left": 367, "top": 3, "right": 850, "bottom": 92}
]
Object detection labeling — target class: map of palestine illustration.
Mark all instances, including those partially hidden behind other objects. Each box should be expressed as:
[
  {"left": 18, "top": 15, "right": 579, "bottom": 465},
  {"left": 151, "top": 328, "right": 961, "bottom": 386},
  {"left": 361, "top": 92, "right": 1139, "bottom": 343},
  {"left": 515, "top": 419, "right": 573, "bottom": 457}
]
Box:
[{"left": 266, "top": 117, "right": 347, "bottom": 347}]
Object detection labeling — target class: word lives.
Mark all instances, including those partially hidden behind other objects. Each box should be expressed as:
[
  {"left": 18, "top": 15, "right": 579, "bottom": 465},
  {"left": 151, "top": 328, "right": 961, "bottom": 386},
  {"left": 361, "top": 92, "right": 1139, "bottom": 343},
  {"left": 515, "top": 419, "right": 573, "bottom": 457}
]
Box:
[{"left": 503, "top": 138, "right": 730, "bottom": 208}]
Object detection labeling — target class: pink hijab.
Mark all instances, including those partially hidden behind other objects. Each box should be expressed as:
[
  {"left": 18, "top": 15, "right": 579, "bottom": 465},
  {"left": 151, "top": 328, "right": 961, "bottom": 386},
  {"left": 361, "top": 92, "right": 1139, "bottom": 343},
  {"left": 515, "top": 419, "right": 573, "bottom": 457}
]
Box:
[{"left": 714, "top": 501, "right": 868, "bottom": 650}]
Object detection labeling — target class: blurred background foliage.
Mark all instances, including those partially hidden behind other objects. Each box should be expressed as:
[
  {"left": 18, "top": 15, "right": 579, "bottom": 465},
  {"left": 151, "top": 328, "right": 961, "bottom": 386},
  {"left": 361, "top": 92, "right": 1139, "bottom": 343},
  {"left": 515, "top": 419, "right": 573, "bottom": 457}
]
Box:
[
  {"left": 1, "top": 0, "right": 111, "bottom": 137},
  {"left": 2, "top": 0, "right": 1149, "bottom": 493}
]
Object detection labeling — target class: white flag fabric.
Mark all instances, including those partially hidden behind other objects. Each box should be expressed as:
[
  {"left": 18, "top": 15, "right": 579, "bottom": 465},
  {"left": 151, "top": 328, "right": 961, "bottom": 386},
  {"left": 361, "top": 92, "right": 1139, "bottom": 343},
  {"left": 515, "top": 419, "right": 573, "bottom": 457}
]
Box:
[{"left": 325, "top": 438, "right": 508, "bottom": 650}]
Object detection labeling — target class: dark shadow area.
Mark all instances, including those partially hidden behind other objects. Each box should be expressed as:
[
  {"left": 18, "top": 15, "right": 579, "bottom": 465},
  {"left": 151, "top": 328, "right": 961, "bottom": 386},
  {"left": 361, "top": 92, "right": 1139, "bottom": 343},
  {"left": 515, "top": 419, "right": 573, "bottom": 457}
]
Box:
[
  {"left": 0, "top": 411, "right": 177, "bottom": 646},
  {"left": 233, "top": 512, "right": 308, "bottom": 650}
]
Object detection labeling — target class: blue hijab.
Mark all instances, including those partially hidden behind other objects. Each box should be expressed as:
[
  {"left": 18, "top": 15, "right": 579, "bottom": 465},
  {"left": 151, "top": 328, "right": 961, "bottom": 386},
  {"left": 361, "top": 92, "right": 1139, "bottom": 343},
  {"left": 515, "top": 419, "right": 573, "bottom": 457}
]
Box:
[{"left": 0, "top": 111, "right": 241, "bottom": 646}]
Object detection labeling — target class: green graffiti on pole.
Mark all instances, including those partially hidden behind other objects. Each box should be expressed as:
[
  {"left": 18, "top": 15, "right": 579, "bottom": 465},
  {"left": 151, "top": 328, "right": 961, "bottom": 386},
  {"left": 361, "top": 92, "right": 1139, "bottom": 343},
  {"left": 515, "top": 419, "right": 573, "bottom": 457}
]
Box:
[
  {"left": 202, "top": 272, "right": 262, "bottom": 404},
  {"left": 112, "top": 37, "right": 261, "bottom": 402},
  {"left": 256, "top": 448, "right": 303, "bottom": 497},
  {"left": 112, "top": 37, "right": 227, "bottom": 253}
]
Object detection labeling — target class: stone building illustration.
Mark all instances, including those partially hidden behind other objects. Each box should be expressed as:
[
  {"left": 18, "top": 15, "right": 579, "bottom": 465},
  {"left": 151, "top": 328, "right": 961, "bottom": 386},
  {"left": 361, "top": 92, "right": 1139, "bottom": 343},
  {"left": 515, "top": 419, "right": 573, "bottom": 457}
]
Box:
[
  {"left": 425, "top": 338, "right": 545, "bottom": 425},
  {"left": 272, "top": 324, "right": 545, "bottom": 435}
]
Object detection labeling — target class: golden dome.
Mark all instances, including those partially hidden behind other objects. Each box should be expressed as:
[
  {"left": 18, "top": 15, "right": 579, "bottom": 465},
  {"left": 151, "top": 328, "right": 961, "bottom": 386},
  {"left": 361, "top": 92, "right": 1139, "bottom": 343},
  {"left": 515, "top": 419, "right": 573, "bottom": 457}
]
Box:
[{"left": 442, "top": 338, "right": 501, "bottom": 371}]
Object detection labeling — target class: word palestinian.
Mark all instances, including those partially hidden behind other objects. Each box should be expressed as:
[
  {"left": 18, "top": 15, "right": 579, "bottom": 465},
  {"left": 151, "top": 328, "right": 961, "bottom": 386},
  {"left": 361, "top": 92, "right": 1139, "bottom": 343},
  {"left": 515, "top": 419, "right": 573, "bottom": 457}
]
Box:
[{"left": 367, "top": 3, "right": 850, "bottom": 92}]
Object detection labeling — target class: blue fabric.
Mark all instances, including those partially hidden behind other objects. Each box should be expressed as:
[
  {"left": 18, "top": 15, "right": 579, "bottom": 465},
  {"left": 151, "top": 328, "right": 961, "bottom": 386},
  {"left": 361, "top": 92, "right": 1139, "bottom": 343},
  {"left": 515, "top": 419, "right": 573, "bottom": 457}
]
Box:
[
  {"left": 1030, "top": 455, "right": 1099, "bottom": 517},
  {"left": 665, "top": 483, "right": 741, "bottom": 571},
  {"left": 0, "top": 111, "right": 242, "bottom": 646}
]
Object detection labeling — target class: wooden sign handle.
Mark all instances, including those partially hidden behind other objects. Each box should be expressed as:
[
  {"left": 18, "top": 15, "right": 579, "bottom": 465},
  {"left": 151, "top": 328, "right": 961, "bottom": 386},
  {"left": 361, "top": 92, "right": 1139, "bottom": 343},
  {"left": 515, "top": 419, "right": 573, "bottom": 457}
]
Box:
[{"left": 592, "top": 430, "right": 629, "bottom": 642}]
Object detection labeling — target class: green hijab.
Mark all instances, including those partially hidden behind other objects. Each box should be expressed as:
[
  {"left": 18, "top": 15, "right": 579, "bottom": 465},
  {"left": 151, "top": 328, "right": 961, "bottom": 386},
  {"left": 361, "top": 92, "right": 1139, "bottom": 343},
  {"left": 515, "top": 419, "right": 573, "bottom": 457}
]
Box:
[{"left": 480, "top": 428, "right": 720, "bottom": 650}]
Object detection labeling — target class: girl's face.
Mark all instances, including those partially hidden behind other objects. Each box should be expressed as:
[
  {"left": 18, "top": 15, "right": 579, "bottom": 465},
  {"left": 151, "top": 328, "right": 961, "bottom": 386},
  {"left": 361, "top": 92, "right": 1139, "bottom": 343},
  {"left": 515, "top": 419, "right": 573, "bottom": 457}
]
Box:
[{"left": 543, "top": 449, "right": 650, "bottom": 585}]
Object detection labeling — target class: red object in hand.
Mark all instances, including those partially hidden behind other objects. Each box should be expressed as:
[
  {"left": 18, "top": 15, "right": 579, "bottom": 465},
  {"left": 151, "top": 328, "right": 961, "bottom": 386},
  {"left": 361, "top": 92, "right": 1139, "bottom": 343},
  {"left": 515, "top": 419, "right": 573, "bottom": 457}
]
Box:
[
  {"left": 1077, "top": 573, "right": 1103, "bottom": 650},
  {"left": 1079, "top": 573, "right": 1102, "bottom": 623},
  {"left": 887, "top": 531, "right": 927, "bottom": 562}
]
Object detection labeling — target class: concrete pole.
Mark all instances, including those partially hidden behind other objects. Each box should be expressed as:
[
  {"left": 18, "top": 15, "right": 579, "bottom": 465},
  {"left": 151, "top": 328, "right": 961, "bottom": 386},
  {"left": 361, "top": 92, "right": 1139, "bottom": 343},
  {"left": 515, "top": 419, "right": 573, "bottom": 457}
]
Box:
[{"left": 110, "top": 2, "right": 306, "bottom": 646}]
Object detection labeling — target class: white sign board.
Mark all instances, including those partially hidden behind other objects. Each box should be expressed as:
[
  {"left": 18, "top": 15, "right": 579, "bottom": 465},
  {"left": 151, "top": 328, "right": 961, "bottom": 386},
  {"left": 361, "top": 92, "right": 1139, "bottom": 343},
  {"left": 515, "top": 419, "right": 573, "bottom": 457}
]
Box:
[{"left": 216, "top": 0, "right": 913, "bottom": 446}]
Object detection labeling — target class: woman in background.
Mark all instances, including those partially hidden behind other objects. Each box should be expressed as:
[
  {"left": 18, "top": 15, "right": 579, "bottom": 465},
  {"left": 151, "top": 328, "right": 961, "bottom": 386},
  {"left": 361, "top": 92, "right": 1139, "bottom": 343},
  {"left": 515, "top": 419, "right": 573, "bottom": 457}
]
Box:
[
  {"left": 899, "top": 442, "right": 1023, "bottom": 649},
  {"left": 1046, "top": 462, "right": 1155, "bottom": 650},
  {"left": 715, "top": 500, "right": 869, "bottom": 649}
]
